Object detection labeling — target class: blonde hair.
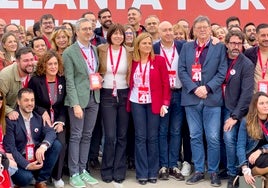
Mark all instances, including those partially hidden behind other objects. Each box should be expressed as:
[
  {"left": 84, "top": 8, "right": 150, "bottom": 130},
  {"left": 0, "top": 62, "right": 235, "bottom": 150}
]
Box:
[
  {"left": 173, "top": 23, "right": 187, "bottom": 40},
  {"left": 133, "top": 32, "right": 155, "bottom": 61},
  {"left": 50, "top": 27, "right": 71, "bottom": 51}
]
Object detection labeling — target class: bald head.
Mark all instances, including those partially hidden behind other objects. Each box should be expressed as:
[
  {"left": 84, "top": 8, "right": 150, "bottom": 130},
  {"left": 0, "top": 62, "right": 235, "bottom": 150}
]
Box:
[{"left": 158, "top": 21, "right": 174, "bottom": 44}]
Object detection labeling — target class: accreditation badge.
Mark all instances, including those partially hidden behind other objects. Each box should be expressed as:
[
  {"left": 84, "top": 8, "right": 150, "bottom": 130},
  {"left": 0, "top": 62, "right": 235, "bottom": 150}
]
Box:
[
  {"left": 192, "top": 64, "right": 202, "bottom": 82},
  {"left": 168, "top": 70, "right": 176, "bottom": 88},
  {"left": 25, "top": 144, "right": 35, "bottom": 162},
  {"left": 258, "top": 81, "right": 268, "bottom": 94},
  {"left": 89, "top": 73, "right": 102, "bottom": 90},
  {"left": 138, "top": 86, "right": 150, "bottom": 104}
]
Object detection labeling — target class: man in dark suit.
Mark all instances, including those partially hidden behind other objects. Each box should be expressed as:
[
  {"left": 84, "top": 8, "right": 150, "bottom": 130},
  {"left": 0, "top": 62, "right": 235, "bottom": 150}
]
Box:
[
  {"left": 223, "top": 30, "right": 254, "bottom": 188},
  {"left": 178, "top": 15, "right": 227, "bottom": 187},
  {"left": 3, "top": 88, "right": 61, "bottom": 188},
  {"left": 153, "top": 21, "right": 186, "bottom": 181}
]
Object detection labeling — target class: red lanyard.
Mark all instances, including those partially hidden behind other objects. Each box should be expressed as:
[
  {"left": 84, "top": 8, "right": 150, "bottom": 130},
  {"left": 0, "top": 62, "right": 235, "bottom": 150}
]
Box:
[
  {"left": 22, "top": 75, "right": 30, "bottom": 88},
  {"left": 195, "top": 43, "right": 206, "bottom": 63},
  {"left": 259, "top": 119, "right": 268, "bottom": 135},
  {"left": 139, "top": 59, "right": 150, "bottom": 86},
  {"left": 109, "top": 45, "right": 122, "bottom": 78},
  {"left": 80, "top": 47, "right": 95, "bottom": 72},
  {"left": 45, "top": 77, "right": 58, "bottom": 107},
  {"left": 161, "top": 44, "right": 176, "bottom": 68},
  {"left": 225, "top": 58, "right": 238, "bottom": 83},
  {"left": 137, "top": 26, "right": 143, "bottom": 35},
  {"left": 258, "top": 49, "right": 268, "bottom": 80}
]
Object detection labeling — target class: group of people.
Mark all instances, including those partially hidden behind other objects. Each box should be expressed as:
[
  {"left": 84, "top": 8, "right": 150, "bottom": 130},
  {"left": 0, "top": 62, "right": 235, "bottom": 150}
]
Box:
[{"left": 0, "top": 6, "right": 267, "bottom": 188}]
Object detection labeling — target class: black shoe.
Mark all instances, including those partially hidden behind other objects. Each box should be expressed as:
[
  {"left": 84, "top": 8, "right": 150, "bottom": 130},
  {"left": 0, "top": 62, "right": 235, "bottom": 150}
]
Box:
[
  {"left": 186, "top": 172, "right": 205, "bottom": 185},
  {"left": 148, "top": 179, "right": 157, "bottom": 183},
  {"left": 219, "top": 169, "right": 229, "bottom": 180},
  {"left": 138, "top": 180, "right": 147, "bottom": 185},
  {"left": 158, "top": 167, "right": 169, "bottom": 180},
  {"left": 90, "top": 158, "right": 101, "bottom": 170},
  {"left": 210, "top": 173, "right": 221, "bottom": 187},
  {"left": 128, "top": 159, "right": 135, "bottom": 170},
  {"left": 103, "top": 179, "right": 113, "bottom": 183},
  {"left": 227, "top": 175, "right": 237, "bottom": 188},
  {"left": 114, "top": 179, "right": 124, "bottom": 183}
]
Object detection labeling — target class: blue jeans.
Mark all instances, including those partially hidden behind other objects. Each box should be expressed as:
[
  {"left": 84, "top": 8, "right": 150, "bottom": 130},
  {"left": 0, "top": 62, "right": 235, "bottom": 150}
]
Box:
[
  {"left": 185, "top": 101, "right": 221, "bottom": 173},
  {"left": 11, "top": 140, "right": 61, "bottom": 186},
  {"left": 131, "top": 102, "right": 160, "bottom": 180},
  {"left": 159, "top": 89, "right": 184, "bottom": 168},
  {"left": 222, "top": 107, "right": 239, "bottom": 176}
]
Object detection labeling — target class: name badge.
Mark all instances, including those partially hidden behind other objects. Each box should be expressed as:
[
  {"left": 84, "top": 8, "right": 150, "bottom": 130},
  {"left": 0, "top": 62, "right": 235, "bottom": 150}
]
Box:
[
  {"left": 138, "top": 86, "right": 150, "bottom": 104},
  {"left": 192, "top": 64, "right": 202, "bottom": 82},
  {"left": 89, "top": 73, "right": 102, "bottom": 90},
  {"left": 25, "top": 144, "right": 35, "bottom": 162},
  {"left": 168, "top": 70, "right": 176, "bottom": 88},
  {"left": 258, "top": 81, "right": 268, "bottom": 94}
]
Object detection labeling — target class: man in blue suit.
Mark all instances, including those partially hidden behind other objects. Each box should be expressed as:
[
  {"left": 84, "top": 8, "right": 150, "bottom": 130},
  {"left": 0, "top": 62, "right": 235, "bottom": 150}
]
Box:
[
  {"left": 3, "top": 88, "right": 61, "bottom": 188},
  {"left": 178, "top": 15, "right": 227, "bottom": 187}
]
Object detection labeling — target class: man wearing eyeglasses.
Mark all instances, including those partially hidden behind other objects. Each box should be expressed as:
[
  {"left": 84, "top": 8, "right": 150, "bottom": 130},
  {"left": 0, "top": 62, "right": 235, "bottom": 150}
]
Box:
[
  {"left": 178, "top": 15, "right": 227, "bottom": 186},
  {"left": 223, "top": 30, "right": 254, "bottom": 188},
  {"left": 40, "top": 14, "right": 55, "bottom": 49},
  {"left": 63, "top": 18, "right": 100, "bottom": 188}
]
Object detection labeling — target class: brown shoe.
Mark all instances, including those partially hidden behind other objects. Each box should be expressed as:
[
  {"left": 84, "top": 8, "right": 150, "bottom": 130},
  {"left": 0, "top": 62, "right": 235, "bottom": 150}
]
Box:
[
  {"left": 169, "top": 167, "right": 185, "bottom": 181},
  {"left": 35, "top": 182, "right": 47, "bottom": 188}
]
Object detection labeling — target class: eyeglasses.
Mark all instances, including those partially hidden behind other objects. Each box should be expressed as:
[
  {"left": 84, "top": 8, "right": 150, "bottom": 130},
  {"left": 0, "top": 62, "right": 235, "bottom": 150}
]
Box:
[
  {"left": 229, "top": 42, "right": 243, "bottom": 47},
  {"left": 125, "top": 32, "right": 133, "bottom": 35},
  {"left": 195, "top": 26, "right": 210, "bottom": 30},
  {"left": 0, "top": 96, "right": 3, "bottom": 101},
  {"left": 42, "top": 21, "right": 53, "bottom": 25},
  {"left": 80, "top": 27, "right": 92, "bottom": 32}
]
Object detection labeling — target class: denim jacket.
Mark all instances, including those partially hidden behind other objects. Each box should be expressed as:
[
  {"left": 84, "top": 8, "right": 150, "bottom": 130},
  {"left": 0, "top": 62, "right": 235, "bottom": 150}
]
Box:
[{"left": 237, "top": 119, "right": 268, "bottom": 168}]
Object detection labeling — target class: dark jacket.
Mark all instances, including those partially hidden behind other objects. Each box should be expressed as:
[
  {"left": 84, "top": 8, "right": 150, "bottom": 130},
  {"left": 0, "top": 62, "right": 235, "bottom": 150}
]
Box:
[
  {"left": 224, "top": 54, "right": 254, "bottom": 120},
  {"left": 28, "top": 75, "right": 67, "bottom": 124},
  {"left": 3, "top": 110, "right": 57, "bottom": 169}
]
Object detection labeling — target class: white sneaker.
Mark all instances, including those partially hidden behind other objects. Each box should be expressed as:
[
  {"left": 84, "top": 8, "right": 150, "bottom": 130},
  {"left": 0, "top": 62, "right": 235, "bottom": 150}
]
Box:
[
  {"left": 53, "top": 178, "right": 65, "bottom": 188},
  {"left": 181, "top": 161, "right": 192, "bottom": 176}
]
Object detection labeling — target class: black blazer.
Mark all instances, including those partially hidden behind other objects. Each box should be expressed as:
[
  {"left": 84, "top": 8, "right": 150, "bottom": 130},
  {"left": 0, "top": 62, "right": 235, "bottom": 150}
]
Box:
[
  {"left": 28, "top": 75, "right": 67, "bottom": 123},
  {"left": 224, "top": 53, "right": 254, "bottom": 120},
  {"left": 244, "top": 46, "right": 259, "bottom": 66}
]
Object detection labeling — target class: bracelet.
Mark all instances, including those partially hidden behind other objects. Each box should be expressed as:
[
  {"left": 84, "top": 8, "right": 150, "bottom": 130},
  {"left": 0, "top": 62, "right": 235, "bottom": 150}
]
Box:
[{"left": 242, "top": 167, "right": 251, "bottom": 175}]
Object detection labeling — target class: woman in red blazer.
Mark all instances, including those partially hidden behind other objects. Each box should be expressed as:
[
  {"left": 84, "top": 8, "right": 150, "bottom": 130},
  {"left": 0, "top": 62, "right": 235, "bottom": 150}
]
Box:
[{"left": 128, "top": 32, "right": 170, "bottom": 185}]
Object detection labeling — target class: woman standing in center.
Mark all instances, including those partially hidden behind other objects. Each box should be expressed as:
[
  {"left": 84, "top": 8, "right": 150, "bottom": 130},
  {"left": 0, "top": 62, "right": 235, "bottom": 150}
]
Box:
[
  {"left": 128, "top": 32, "right": 170, "bottom": 185},
  {"left": 98, "top": 23, "right": 132, "bottom": 183}
]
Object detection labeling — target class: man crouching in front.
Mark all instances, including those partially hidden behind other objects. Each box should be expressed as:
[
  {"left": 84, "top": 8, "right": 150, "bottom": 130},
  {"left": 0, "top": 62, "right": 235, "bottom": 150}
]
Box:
[{"left": 3, "top": 88, "right": 61, "bottom": 188}]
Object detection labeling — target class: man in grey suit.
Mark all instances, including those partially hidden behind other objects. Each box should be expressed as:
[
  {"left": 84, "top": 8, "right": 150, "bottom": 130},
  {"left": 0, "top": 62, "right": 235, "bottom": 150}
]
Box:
[
  {"left": 178, "top": 15, "right": 227, "bottom": 187},
  {"left": 222, "top": 30, "right": 254, "bottom": 188},
  {"left": 63, "top": 18, "right": 100, "bottom": 188}
]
